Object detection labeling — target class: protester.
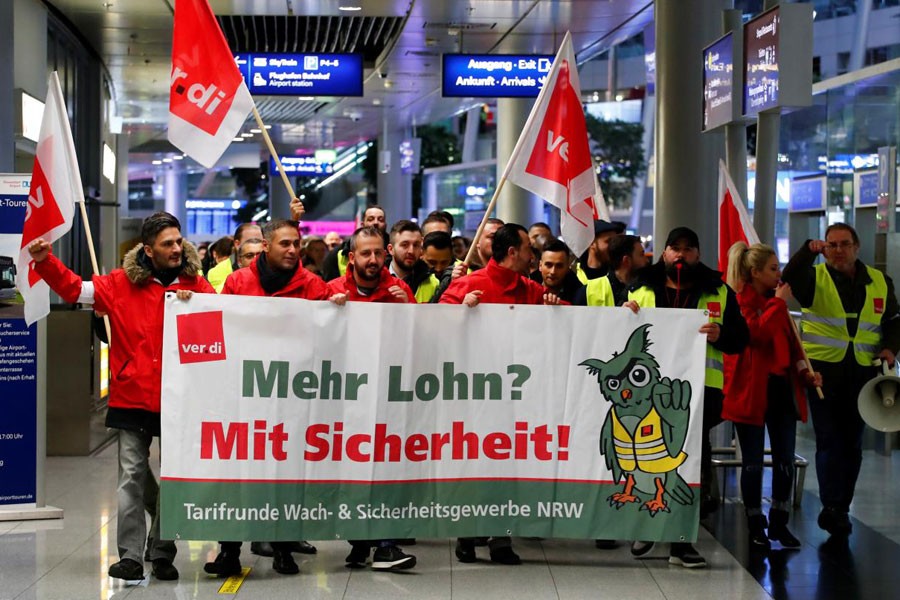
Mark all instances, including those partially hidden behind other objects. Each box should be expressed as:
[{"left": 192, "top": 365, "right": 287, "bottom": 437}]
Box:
[
  {"left": 441, "top": 223, "right": 561, "bottom": 565},
  {"left": 301, "top": 235, "right": 328, "bottom": 277},
  {"left": 320, "top": 205, "right": 388, "bottom": 281},
  {"left": 724, "top": 241, "right": 822, "bottom": 550},
  {"left": 467, "top": 218, "right": 504, "bottom": 271},
  {"left": 574, "top": 220, "right": 625, "bottom": 283},
  {"left": 207, "top": 223, "right": 262, "bottom": 292},
  {"left": 236, "top": 238, "right": 264, "bottom": 269},
  {"left": 387, "top": 220, "right": 437, "bottom": 302},
  {"left": 624, "top": 226, "right": 749, "bottom": 567},
  {"left": 324, "top": 231, "right": 343, "bottom": 251},
  {"left": 575, "top": 234, "right": 648, "bottom": 307},
  {"left": 209, "top": 235, "right": 234, "bottom": 264},
  {"left": 28, "top": 212, "right": 214, "bottom": 581},
  {"left": 531, "top": 239, "right": 582, "bottom": 303},
  {"left": 781, "top": 223, "right": 900, "bottom": 537},
  {"left": 423, "top": 231, "right": 457, "bottom": 304},
  {"left": 421, "top": 211, "right": 453, "bottom": 236},
  {"left": 451, "top": 235, "right": 471, "bottom": 262},
  {"left": 327, "top": 226, "right": 417, "bottom": 571},
  {"left": 528, "top": 222, "right": 553, "bottom": 246}
]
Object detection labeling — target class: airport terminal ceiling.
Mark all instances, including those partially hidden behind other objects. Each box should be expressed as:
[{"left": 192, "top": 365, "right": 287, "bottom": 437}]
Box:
[{"left": 43, "top": 0, "right": 653, "bottom": 153}]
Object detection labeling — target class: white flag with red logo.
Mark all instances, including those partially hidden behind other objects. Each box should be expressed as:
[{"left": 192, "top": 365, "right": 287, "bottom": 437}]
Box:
[
  {"left": 168, "top": 0, "right": 253, "bottom": 168},
  {"left": 506, "top": 32, "right": 605, "bottom": 258},
  {"left": 16, "top": 72, "right": 81, "bottom": 325},
  {"left": 718, "top": 159, "right": 759, "bottom": 274}
]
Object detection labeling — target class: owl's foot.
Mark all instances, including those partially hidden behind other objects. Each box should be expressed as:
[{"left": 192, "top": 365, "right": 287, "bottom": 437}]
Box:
[
  {"left": 608, "top": 492, "right": 641, "bottom": 508},
  {"left": 640, "top": 498, "right": 670, "bottom": 516}
]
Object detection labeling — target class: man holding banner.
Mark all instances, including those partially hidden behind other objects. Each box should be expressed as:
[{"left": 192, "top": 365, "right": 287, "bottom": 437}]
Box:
[{"left": 27, "top": 213, "right": 213, "bottom": 581}]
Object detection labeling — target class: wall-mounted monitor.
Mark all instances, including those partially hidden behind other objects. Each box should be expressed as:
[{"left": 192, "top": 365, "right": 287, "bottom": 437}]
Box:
[
  {"left": 269, "top": 155, "right": 334, "bottom": 177},
  {"left": 702, "top": 32, "right": 739, "bottom": 131},
  {"left": 234, "top": 53, "right": 364, "bottom": 97},
  {"left": 442, "top": 54, "right": 554, "bottom": 98},
  {"left": 854, "top": 169, "right": 880, "bottom": 208},
  {"left": 742, "top": 4, "right": 812, "bottom": 117},
  {"left": 788, "top": 175, "right": 826, "bottom": 213}
]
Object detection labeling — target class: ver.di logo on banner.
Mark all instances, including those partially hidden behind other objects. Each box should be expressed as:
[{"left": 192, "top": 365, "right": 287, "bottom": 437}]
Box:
[{"left": 176, "top": 311, "right": 226, "bottom": 364}]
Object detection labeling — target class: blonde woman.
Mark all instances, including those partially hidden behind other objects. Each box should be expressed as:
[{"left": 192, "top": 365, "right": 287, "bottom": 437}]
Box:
[{"left": 723, "top": 242, "right": 821, "bottom": 550}]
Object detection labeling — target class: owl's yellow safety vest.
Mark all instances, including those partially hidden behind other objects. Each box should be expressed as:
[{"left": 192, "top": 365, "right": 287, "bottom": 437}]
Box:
[
  {"left": 585, "top": 276, "right": 615, "bottom": 307},
  {"left": 611, "top": 408, "right": 687, "bottom": 473},
  {"left": 627, "top": 284, "right": 729, "bottom": 389},
  {"left": 801, "top": 263, "right": 886, "bottom": 365}
]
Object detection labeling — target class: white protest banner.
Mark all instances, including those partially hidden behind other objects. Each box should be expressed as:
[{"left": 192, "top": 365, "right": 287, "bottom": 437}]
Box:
[{"left": 160, "top": 294, "right": 707, "bottom": 542}]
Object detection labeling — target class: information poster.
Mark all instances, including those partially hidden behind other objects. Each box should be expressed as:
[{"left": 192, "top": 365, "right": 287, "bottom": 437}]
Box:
[
  {"left": 0, "top": 174, "right": 37, "bottom": 507},
  {"left": 743, "top": 7, "right": 780, "bottom": 115}
]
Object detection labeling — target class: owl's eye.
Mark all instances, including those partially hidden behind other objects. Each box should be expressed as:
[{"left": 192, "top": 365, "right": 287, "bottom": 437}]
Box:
[
  {"left": 628, "top": 365, "right": 651, "bottom": 387},
  {"left": 606, "top": 377, "right": 620, "bottom": 390}
]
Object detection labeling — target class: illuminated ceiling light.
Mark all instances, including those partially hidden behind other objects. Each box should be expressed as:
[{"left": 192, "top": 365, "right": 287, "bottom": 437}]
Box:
[
  {"left": 250, "top": 128, "right": 262, "bottom": 133},
  {"left": 162, "top": 157, "right": 173, "bottom": 163},
  {"left": 173, "top": 155, "right": 184, "bottom": 160},
  {"left": 241, "top": 132, "right": 253, "bottom": 137},
  {"left": 152, "top": 160, "right": 162, "bottom": 165},
  {"left": 298, "top": 96, "right": 315, "bottom": 101},
  {"left": 232, "top": 137, "right": 244, "bottom": 142},
  {"left": 338, "top": 5, "right": 361, "bottom": 11},
  {"left": 372, "top": 98, "right": 382, "bottom": 105},
  {"left": 264, "top": 125, "right": 272, "bottom": 129}
]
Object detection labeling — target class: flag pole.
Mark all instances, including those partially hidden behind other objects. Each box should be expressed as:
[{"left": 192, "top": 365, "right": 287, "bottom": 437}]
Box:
[
  {"left": 788, "top": 309, "right": 825, "bottom": 400},
  {"left": 77, "top": 202, "right": 112, "bottom": 344},
  {"left": 463, "top": 32, "right": 573, "bottom": 266},
  {"left": 250, "top": 104, "right": 297, "bottom": 202}
]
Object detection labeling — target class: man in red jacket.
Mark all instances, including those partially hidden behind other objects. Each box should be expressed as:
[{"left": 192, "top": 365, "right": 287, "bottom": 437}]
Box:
[
  {"left": 27, "top": 212, "right": 213, "bottom": 582},
  {"left": 440, "top": 223, "right": 560, "bottom": 566},
  {"left": 326, "top": 226, "right": 417, "bottom": 571},
  {"left": 203, "top": 219, "right": 329, "bottom": 578}
]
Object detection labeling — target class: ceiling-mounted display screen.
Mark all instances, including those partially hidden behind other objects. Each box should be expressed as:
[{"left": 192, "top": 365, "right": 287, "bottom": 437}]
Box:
[
  {"left": 234, "top": 53, "right": 364, "bottom": 96},
  {"left": 269, "top": 155, "right": 335, "bottom": 176},
  {"left": 789, "top": 175, "right": 826, "bottom": 213},
  {"left": 442, "top": 54, "right": 554, "bottom": 98},
  {"left": 702, "top": 33, "right": 735, "bottom": 131}
]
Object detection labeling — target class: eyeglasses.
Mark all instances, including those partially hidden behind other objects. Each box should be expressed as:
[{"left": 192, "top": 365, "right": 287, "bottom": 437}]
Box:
[
  {"left": 826, "top": 241, "right": 854, "bottom": 250},
  {"left": 240, "top": 252, "right": 261, "bottom": 260}
]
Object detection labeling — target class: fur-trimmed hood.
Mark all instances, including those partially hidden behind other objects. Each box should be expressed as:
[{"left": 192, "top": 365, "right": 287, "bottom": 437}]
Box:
[{"left": 122, "top": 240, "right": 203, "bottom": 284}]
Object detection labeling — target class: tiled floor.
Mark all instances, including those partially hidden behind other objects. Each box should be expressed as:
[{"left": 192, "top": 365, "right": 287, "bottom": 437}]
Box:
[{"left": 0, "top": 425, "right": 897, "bottom": 600}]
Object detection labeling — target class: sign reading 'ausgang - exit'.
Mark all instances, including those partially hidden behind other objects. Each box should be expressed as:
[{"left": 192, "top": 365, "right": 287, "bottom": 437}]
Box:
[{"left": 442, "top": 54, "right": 554, "bottom": 98}]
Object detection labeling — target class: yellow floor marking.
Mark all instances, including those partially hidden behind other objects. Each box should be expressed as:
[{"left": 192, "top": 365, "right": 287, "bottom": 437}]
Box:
[{"left": 217, "top": 567, "right": 251, "bottom": 594}]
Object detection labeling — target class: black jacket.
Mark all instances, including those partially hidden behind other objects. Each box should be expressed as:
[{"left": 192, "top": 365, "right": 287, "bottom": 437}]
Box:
[
  {"left": 630, "top": 260, "right": 749, "bottom": 356},
  {"left": 530, "top": 269, "right": 583, "bottom": 303},
  {"left": 321, "top": 233, "right": 391, "bottom": 282}
]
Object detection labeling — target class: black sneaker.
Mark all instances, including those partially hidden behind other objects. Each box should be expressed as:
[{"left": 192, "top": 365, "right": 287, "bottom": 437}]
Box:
[
  {"left": 250, "top": 541, "right": 274, "bottom": 557},
  {"left": 204, "top": 552, "right": 242, "bottom": 578},
  {"left": 668, "top": 543, "right": 707, "bottom": 568},
  {"left": 288, "top": 540, "right": 317, "bottom": 554},
  {"left": 594, "top": 539, "right": 617, "bottom": 549},
  {"left": 818, "top": 508, "right": 852, "bottom": 536},
  {"left": 631, "top": 541, "right": 655, "bottom": 557},
  {"left": 272, "top": 551, "right": 300, "bottom": 575},
  {"left": 371, "top": 545, "right": 416, "bottom": 570},
  {"left": 345, "top": 543, "right": 370, "bottom": 568},
  {"left": 455, "top": 540, "right": 476, "bottom": 563},
  {"left": 151, "top": 558, "right": 179, "bottom": 580},
  {"left": 489, "top": 546, "right": 522, "bottom": 565},
  {"left": 108, "top": 558, "right": 144, "bottom": 580}
]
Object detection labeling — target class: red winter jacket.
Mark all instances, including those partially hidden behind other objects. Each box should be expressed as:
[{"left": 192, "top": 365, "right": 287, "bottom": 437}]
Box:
[
  {"left": 33, "top": 242, "right": 214, "bottom": 431},
  {"left": 327, "top": 266, "right": 416, "bottom": 303},
  {"left": 722, "top": 284, "right": 809, "bottom": 425},
  {"left": 220, "top": 257, "right": 331, "bottom": 300},
  {"left": 440, "top": 258, "right": 549, "bottom": 305}
]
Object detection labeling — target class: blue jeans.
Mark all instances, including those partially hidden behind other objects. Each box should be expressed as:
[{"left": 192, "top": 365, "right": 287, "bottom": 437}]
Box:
[{"left": 734, "top": 376, "right": 798, "bottom": 512}]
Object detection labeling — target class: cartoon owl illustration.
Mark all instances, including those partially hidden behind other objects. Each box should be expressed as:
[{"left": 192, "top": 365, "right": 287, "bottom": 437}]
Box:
[{"left": 580, "top": 324, "right": 694, "bottom": 516}]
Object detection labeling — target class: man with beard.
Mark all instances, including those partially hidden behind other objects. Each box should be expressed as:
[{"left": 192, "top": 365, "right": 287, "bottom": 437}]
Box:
[
  {"left": 205, "top": 220, "right": 328, "bottom": 577},
  {"left": 387, "top": 220, "right": 437, "bottom": 303},
  {"left": 327, "top": 226, "right": 417, "bottom": 571},
  {"left": 574, "top": 234, "right": 649, "bottom": 307},
  {"left": 531, "top": 239, "right": 582, "bottom": 303},
  {"left": 440, "top": 223, "right": 560, "bottom": 566},
  {"left": 319, "top": 205, "right": 389, "bottom": 281},
  {"left": 27, "top": 212, "right": 213, "bottom": 581},
  {"left": 573, "top": 220, "right": 625, "bottom": 283},
  {"left": 623, "top": 227, "right": 749, "bottom": 568},
  {"left": 207, "top": 222, "right": 263, "bottom": 292}
]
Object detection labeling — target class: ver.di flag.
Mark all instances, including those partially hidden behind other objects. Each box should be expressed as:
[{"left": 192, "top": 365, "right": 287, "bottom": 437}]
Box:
[
  {"left": 506, "top": 31, "right": 603, "bottom": 258},
  {"left": 168, "top": 0, "right": 253, "bottom": 168},
  {"left": 718, "top": 159, "right": 759, "bottom": 273},
  {"left": 16, "top": 72, "right": 81, "bottom": 326}
]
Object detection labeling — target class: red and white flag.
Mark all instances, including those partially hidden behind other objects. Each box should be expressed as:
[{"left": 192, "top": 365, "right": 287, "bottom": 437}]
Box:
[
  {"left": 718, "top": 159, "right": 759, "bottom": 274},
  {"left": 506, "top": 31, "right": 606, "bottom": 257},
  {"left": 168, "top": 0, "right": 253, "bottom": 168},
  {"left": 16, "top": 72, "right": 81, "bottom": 325}
]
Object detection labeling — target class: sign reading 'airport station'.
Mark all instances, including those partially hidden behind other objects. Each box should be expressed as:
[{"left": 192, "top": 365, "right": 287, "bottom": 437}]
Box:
[
  {"left": 442, "top": 54, "right": 554, "bottom": 98},
  {"left": 234, "top": 53, "right": 364, "bottom": 97}
]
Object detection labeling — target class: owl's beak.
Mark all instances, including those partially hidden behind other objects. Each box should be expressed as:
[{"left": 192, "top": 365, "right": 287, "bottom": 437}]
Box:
[{"left": 621, "top": 389, "right": 632, "bottom": 400}]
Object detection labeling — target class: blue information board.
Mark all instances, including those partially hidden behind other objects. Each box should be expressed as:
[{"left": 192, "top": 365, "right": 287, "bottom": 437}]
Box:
[
  {"left": 856, "top": 170, "right": 880, "bottom": 207},
  {"left": 0, "top": 174, "right": 37, "bottom": 507},
  {"left": 269, "top": 156, "right": 334, "bottom": 177},
  {"left": 789, "top": 176, "right": 826, "bottom": 212},
  {"left": 234, "top": 53, "right": 364, "bottom": 97},
  {"left": 442, "top": 54, "right": 554, "bottom": 98},
  {"left": 703, "top": 33, "right": 735, "bottom": 131},
  {"left": 743, "top": 7, "right": 780, "bottom": 115}
]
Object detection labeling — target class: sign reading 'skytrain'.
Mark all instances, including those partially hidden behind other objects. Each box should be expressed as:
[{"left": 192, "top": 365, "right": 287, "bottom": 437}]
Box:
[{"left": 160, "top": 295, "right": 707, "bottom": 543}]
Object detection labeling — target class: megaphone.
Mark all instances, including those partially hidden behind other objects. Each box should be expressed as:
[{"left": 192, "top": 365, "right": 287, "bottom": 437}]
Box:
[{"left": 858, "top": 360, "right": 900, "bottom": 432}]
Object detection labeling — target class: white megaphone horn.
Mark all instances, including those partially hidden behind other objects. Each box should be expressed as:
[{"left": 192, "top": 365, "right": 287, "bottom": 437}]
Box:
[{"left": 858, "top": 359, "right": 900, "bottom": 433}]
